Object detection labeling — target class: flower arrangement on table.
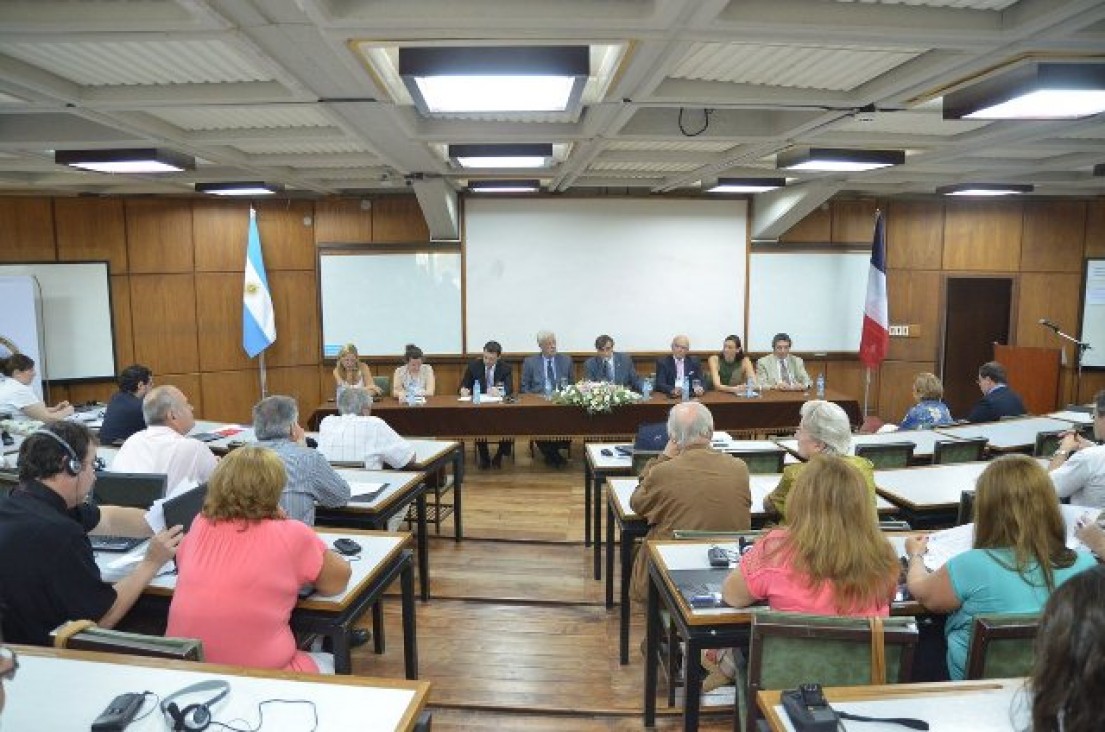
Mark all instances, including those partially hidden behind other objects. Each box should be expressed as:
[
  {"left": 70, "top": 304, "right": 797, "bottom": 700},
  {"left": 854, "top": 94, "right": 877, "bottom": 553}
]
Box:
[{"left": 553, "top": 380, "right": 639, "bottom": 415}]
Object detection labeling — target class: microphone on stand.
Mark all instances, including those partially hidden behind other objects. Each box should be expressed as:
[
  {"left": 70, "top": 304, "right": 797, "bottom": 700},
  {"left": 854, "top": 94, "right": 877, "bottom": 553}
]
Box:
[{"left": 1038, "top": 318, "right": 1060, "bottom": 332}]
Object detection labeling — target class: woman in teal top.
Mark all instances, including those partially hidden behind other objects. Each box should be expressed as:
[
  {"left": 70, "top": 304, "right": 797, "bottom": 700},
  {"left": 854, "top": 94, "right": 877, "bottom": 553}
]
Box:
[
  {"left": 905, "top": 454, "right": 1096, "bottom": 680},
  {"left": 707, "top": 335, "right": 756, "bottom": 394}
]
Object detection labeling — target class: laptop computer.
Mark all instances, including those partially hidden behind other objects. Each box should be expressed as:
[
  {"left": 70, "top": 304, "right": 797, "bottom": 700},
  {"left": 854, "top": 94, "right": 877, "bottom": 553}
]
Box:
[
  {"left": 162, "top": 484, "right": 209, "bottom": 533},
  {"left": 633, "top": 422, "right": 668, "bottom": 451},
  {"left": 93, "top": 472, "right": 167, "bottom": 510}
]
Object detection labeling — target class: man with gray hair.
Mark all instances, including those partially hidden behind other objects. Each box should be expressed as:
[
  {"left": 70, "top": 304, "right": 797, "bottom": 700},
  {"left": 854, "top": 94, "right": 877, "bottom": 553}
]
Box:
[
  {"left": 628, "top": 402, "right": 751, "bottom": 603},
  {"left": 253, "top": 395, "right": 350, "bottom": 525},
  {"left": 318, "top": 388, "right": 414, "bottom": 470},
  {"left": 763, "top": 399, "right": 876, "bottom": 520},
  {"left": 521, "top": 330, "right": 574, "bottom": 467},
  {"left": 112, "top": 385, "right": 217, "bottom": 493}
]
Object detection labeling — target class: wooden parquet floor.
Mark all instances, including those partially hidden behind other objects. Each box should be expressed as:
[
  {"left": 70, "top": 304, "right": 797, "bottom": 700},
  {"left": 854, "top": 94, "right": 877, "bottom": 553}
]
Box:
[{"left": 349, "top": 444, "right": 740, "bottom": 731}]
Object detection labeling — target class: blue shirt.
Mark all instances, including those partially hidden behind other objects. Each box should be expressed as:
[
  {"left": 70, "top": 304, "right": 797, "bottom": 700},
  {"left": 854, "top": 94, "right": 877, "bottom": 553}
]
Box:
[{"left": 899, "top": 399, "right": 953, "bottom": 430}]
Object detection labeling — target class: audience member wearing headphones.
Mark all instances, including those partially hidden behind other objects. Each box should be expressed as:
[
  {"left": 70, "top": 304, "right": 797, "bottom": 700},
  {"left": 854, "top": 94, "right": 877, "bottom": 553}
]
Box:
[
  {"left": 167, "top": 446, "right": 352, "bottom": 673},
  {"left": 0, "top": 422, "right": 182, "bottom": 645},
  {"left": 0, "top": 353, "right": 74, "bottom": 422}
]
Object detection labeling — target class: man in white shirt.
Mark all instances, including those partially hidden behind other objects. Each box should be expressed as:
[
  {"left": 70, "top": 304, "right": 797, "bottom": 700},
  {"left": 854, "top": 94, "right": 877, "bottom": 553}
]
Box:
[
  {"left": 112, "top": 385, "right": 217, "bottom": 494},
  {"left": 318, "top": 388, "right": 415, "bottom": 470},
  {"left": 1049, "top": 391, "right": 1105, "bottom": 509}
]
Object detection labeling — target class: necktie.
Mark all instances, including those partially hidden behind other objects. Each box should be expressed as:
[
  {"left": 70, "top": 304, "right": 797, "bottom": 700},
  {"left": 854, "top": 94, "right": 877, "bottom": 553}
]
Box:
[
  {"left": 486, "top": 367, "right": 493, "bottom": 388},
  {"left": 607, "top": 359, "right": 615, "bottom": 382},
  {"left": 780, "top": 359, "right": 791, "bottom": 385},
  {"left": 545, "top": 358, "right": 554, "bottom": 385}
]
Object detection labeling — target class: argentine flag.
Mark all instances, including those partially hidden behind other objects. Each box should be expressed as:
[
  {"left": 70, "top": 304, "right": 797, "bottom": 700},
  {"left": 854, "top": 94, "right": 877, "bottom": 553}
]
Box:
[{"left": 242, "top": 208, "right": 276, "bottom": 357}]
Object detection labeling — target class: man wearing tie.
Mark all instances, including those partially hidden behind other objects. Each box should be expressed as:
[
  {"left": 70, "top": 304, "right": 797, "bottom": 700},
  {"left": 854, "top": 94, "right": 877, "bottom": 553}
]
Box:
[
  {"left": 755, "top": 332, "right": 812, "bottom": 391},
  {"left": 521, "top": 330, "right": 574, "bottom": 467},
  {"left": 655, "top": 334, "right": 704, "bottom": 397},
  {"left": 460, "top": 340, "right": 514, "bottom": 468},
  {"left": 583, "top": 334, "right": 640, "bottom": 391}
]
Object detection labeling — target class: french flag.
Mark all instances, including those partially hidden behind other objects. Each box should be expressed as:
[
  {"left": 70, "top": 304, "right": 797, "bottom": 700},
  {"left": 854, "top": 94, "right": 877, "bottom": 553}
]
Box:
[{"left": 859, "top": 210, "right": 889, "bottom": 370}]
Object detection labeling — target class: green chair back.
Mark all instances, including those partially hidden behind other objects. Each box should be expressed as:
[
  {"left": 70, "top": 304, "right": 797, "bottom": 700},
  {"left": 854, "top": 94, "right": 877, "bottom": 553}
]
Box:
[
  {"left": 743, "top": 612, "right": 918, "bottom": 732},
  {"left": 933, "top": 437, "right": 988, "bottom": 465},
  {"left": 1033, "top": 431, "right": 1063, "bottom": 458},
  {"left": 373, "top": 375, "right": 390, "bottom": 395},
  {"left": 964, "top": 613, "right": 1040, "bottom": 680},
  {"left": 729, "top": 449, "right": 785, "bottom": 474},
  {"left": 854, "top": 441, "right": 916, "bottom": 469}
]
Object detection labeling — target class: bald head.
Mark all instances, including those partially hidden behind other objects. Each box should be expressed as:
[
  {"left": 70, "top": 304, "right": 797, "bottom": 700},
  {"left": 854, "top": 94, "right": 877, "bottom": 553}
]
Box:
[
  {"left": 667, "top": 401, "right": 713, "bottom": 448},
  {"left": 142, "top": 385, "right": 196, "bottom": 435}
]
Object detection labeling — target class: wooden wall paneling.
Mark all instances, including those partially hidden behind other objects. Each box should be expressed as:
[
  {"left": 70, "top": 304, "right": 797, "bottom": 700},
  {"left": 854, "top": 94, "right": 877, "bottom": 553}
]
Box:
[
  {"left": 110, "top": 275, "right": 135, "bottom": 369},
  {"left": 830, "top": 199, "right": 879, "bottom": 243},
  {"left": 779, "top": 204, "right": 831, "bottom": 243},
  {"left": 886, "top": 269, "right": 940, "bottom": 362},
  {"left": 942, "top": 200, "right": 1023, "bottom": 271},
  {"left": 266, "top": 366, "right": 323, "bottom": 424},
  {"left": 257, "top": 200, "right": 317, "bottom": 269},
  {"left": 129, "top": 274, "right": 200, "bottom": 375},
  {"left": 1015, "top": 272, "right": 1082, "bottom": 350},
  {"left": 54, "top": 198, "right": 126, "bottom": 270},
  {"left": 875, "top": 360, "right": 935, "bottom": 424},
  {"left": 431, "top": 361, "right": 465, "bottom": 396},
  {"left": 193, "top": 199, "right": 247, "bottom": 272},
  {"left": 1076, "top": 371, "right": 1105, "bottom": 405},
  {"left": 313, "top": 199, "right": 373, "bottom": 243},
  {"left": 195, "top": 273, "right": 254, "bottom": 372},
  {"left": 126, "top": 199, "right": 194, "bottom": 273},
  {"left": 822, "top": 360, "right": 876, "bottom": 416},
  {"left": 369, "top": 197, "right": 429, "bottom": 242},
  {"left": 319, "top": 364, "right": 337, "bottom": 407},
  {"left": 157, "top": 372, "right": 204, "bottom": 418},
  {"left": 1086, "top": 200, "right": 1105, "bottom": 258},
  {"left": 199, "top": 370, "right": 259, "bottom": 424},
  {"left": 0, "top": 197, "right": 56, "bottom": 261},
  {"left": 67, "top": 381, "right": 117, "bottom": 404},
  {"left": 887, "top": 200, "right": 943, "bottom": 270},
  {"left": 266, "top": 270, "right": 319, "bottom": 368},
  {"left": 1020, "top": 200, "right": 1086, "bottom": 273}
]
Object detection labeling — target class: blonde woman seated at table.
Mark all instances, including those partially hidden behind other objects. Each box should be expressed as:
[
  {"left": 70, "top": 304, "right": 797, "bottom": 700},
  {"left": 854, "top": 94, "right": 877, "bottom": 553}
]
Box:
[
  {"left": 332, "top": 343, "right": 382, "bottom": 397},
  {"left": 707, "top": 334, "right": 757, "bottom": 394},
  {"left": 893, "top": 372, "right": 953, "bottom": 431},
  {"left": 905, "top": 454, "right": 1097, "bottom": 681},
  {"left": 392, "top": 343, "right": 435, "bottom": 400},
  {"left": 0, "top": 354, "right": 73, "bottom": 422},
  {"left": 167, "top": 445, "right": 352, "bottom": 674},
  {"left": 763, "top": 400, "right": 876, "bottom": 521}
]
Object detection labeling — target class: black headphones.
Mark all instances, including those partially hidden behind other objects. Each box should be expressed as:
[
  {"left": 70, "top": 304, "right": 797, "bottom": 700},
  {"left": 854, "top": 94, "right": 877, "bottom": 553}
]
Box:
[
  {"left": 32, "top": 428, "right": 82, "bottom": 476},
  {"left": 160, "top": 680, "right": 230, "bottom": 731}
]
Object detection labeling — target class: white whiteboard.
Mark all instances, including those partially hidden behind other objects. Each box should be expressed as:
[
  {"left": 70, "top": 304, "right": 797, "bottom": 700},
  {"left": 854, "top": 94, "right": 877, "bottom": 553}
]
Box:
[
  {"left": 0, "top": 263, "right": 115, "bottom": 381},
  {"left": 319, "top": 251, "right": 462, "bottom": 356},
  {"left": 1080, "top": 259, "right": 1105, "bottom": 369},
  {"left": 748, "top": 251, "right": 868, "bottom": 353},
  {"left": 464, "top": 198, "right": 748, "bottom": 353}
]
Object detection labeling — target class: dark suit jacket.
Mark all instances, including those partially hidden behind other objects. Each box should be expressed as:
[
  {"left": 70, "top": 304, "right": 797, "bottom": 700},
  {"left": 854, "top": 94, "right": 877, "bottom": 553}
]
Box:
[
  {"left": 583, "top": 352, "right": 640, "bottom": 391},
  {"left": 654, "top": 354, "right": 704, "bottom": 395},
  {"left": 966, "top": 384, "right": 1027, "bottom": 423},
  {"left": 98, "top": 390, "right": 146, "bottom": 444},
  {"left": 460, "top": 359, "right": 513, "bottom": 395}
]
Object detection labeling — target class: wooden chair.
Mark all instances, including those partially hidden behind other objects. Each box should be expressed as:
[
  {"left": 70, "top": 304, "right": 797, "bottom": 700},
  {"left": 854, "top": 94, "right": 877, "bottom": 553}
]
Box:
[
  {"left": 933, "top": 437, "right": 988, "bottom": 465},
  {"left": 855, "top": 441, "right": 916, "bottom": 469},
  {"left": 964, "top": 613, "right": 1040, "bottom": 680},
  {"left": 743, "top": 612, "right": 919, "bottom": 732},
  {"left": 956, "top": 490, "right": 975, "bottom": 526},
  {"left": 1033, "top": 430, "right": 1064, "bottom": 458},
  {"left": 729, "top": 449, "right": 785, "bottom": 474},
  {"left": 52, "top": 621, "right": 204, "bottom": 661}
]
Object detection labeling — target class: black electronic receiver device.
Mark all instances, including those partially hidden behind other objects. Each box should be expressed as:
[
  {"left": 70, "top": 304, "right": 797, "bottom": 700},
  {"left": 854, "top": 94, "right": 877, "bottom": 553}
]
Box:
[
  {"left": 91, "top": 692, "right": 145, "bottom": 731},
  {"left": 781, "top": 684, "right": 840, "bottom": 732},
  {"left": 333, "top": 538, "right": 362, "bottom": 556},
  {"left": 707, "top": 546, "right": 731, "bottom": 567}
]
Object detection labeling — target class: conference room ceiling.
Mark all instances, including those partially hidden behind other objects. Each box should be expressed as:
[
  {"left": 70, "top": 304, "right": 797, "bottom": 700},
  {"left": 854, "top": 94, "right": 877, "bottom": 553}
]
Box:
[{"left": 0, "top": 0, "right": 1103, "bottom": 199}]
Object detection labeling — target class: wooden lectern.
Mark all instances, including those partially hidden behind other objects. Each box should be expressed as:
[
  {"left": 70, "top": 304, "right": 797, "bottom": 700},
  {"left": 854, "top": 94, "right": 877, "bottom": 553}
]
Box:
[{"left": 993, "top": 344, "right": 1061, "bottom": 414}]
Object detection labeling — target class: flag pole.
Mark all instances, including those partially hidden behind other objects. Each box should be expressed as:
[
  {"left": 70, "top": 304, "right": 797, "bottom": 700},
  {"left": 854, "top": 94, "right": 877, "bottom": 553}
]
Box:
[
  {"left": 863, "top": 367, "right": 871, "bottom": 417},
  {"left": 258, "top": 352, "right": 269, "bottom": 398}
]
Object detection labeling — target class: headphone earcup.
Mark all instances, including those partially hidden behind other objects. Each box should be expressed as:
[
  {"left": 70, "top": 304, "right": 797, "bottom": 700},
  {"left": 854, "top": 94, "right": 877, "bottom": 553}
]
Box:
[
  {"left": 64, "top": 457, "right": 81, "bottom": 476},
  {"left": 166, "top": 702, "right": 186, "bottom": 731},
  {"left": 181, "top": 703, "right": 212, "bottom": 732}
]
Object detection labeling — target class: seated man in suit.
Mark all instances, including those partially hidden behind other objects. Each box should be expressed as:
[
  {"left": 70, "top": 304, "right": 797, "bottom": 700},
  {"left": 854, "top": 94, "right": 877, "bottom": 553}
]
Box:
[
  {"left": 99, "top": 363, "right": 153, "bottom": 444},
  {"left": 252, "top": 395, "right": 351, "bottom": 525},
  {"left": 583, "top": 334, "right": 640, "bottom": 391},
  {"left": 755, "top": 332, "right": 812, "bottom": 391},
  {"left": 628, "top": 402, "right": 751, "bottom": 602},
  {"left": 521, "top": 330, "right": 574, "bottom": 467},
  {"left": 0, "top": 423, "right": 181, "bottom": 645},
  {"left": 654, "top": 334, "right": 705, "bottom": 398},
  {"left": 317, "top": 387, "right": 415, "bottom": 470},
  {"left": 1048, "top": 390, "right": 1105, "bottom": 509},
  {"left": 460, "top": 340, "right": 514, "bottom": 468},
  {"left": 966, "top": 361, "right": 1026, "bottom": 423}
]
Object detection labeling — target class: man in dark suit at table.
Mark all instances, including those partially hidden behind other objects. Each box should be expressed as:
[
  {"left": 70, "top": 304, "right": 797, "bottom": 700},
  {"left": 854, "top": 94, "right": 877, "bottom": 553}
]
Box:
[
  {"left": 966, "top": 361, "right": 1027, "bottom": 423},
  {"left": 583, "top": 334, "right": 640, "bottom": 391},
  {"left": 99, "top": 363, "right": 153, "bottom": 444},
  {"left": 654, "top": 334, "right": 704, "bottom": 398},
  {"left": 521, "top": 330, "right": 574, "bottom": 467},
  {"left": 460, "top": 340, "right": 514, "bottom": 469}
]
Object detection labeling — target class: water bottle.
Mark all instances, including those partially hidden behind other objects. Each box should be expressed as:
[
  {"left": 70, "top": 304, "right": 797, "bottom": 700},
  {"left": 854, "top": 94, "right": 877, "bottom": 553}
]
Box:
[
  {"left": 544, "top": 379, "right": 553, "bottom": 401},
  {"left": 641, "top": 377, "right": 653, "bottom": 401},
  {"left": 473, "top": 379, "right": 482, "bottom": 405},
  {"left": 406, "top": 386, "right": 417, "bottom": 407},
  {"left": 745, "top": 375, "right": 755, "bottom": 398},
  {"left": 681, "top": 376, "right": 690, "bottom": 402},
  {"left": 816, "top": 373, "right": 825, "bottom": 399}
]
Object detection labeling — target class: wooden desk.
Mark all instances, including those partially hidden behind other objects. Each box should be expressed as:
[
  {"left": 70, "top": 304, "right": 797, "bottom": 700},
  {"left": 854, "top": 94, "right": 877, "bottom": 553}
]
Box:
[
  {"left": 758, "top": 678, "right": 1027, "bottom": 732},
  {"left": 935, "top": 416, "right": 1074, "bottom": 452},
  {"left": 5, "top": 645, "right": 431, "bottom": 731},
  {"left": 776, "top": 428, "right": 962, "bottom": 462},
  {"left": 309, "top": 389, "right": 862, "bottom": 437},
  {"left": 96, "top": 529, "right": 419, "bottom": 678}
]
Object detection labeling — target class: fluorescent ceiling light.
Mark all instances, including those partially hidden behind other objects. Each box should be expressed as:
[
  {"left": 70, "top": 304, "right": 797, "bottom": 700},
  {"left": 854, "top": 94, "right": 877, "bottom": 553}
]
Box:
[
  {"left": 936, "top": 183, "right": 1033, "bottom": 196},
  {"left": 777, "top": 147, "right": 904, "bottom": 172},
  {"left": 449, "top": 144, "right": 553, "bottom": 170},
  {"left": 55, "top": 148, "right": 194, "bottom": 173},
  {"left": 468, "top": 179, "right": 541, "bottom": 193},
  {"left": 195, "top": 182, "right": 283, "bottom": 196},
  {"left": 943, "top": 62, "right": 1105, "bottom": 120},
  {"left": 400, "top": 46, "right": 589, "bottom": 114},
  {"left": 707, "top": 177, "right": 786, "bottom": 193}
]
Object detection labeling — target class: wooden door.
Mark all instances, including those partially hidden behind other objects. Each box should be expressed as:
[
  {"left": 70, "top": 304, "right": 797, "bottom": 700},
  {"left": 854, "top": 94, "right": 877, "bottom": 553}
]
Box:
[{"left": 942, "top": 277, "right": 1013, "bottom": 417}]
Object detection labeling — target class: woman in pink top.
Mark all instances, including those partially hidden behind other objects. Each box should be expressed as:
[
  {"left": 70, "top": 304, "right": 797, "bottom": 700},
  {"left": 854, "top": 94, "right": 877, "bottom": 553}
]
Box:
[{"left": 166, "top": 446, "right": 352, "bottom": 673}]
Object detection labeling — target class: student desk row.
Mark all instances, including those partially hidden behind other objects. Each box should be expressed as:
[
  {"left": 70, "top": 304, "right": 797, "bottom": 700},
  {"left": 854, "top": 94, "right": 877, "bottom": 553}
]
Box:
[
  {"left": 4, "top": 645, "right": 431, "bottom": 731},
  {"left": 96, "top": 529, "right": 419, "bottom": 679}
]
